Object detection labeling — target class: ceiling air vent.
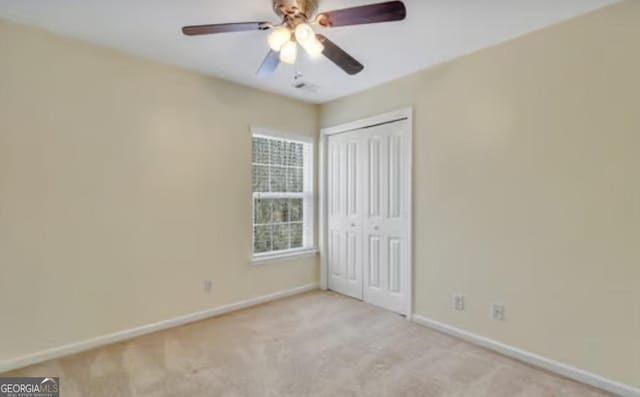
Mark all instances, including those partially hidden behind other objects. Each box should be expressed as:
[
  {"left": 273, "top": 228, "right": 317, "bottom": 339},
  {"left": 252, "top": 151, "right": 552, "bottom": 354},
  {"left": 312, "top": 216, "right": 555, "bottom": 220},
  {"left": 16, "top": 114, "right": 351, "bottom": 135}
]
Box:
[{"left": 292, "top": 81, "right": 319, "bottom": 93}]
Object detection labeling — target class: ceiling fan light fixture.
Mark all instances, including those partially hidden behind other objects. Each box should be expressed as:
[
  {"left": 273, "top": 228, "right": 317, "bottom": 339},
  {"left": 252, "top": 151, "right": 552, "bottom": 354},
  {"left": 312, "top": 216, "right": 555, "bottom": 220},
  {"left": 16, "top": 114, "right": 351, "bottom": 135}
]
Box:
[
  {"left": 268, "top": 26, "right": 291, "bottom": 51},
  {"left": 280, "top": 40, "right": 298, "bottom": 64},
  {"left": 182, "top": 1, "right": 409, "bottom": 78}
]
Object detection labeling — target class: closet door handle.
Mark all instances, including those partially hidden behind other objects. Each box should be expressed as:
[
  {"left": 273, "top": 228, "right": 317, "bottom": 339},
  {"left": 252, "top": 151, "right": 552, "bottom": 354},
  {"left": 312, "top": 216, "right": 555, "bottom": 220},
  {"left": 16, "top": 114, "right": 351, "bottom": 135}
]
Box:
[
  {"left": 350, "top": 223, "right": 356, "bottom": 227},
  {"left": 373, "top": 226, "right": 379, "bottom": 231}
]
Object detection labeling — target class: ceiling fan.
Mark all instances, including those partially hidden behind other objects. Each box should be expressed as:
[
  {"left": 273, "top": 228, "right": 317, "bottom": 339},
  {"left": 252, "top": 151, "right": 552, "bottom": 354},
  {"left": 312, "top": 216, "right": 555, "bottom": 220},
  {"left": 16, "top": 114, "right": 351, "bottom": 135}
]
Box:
[{"left": 182, "top": 0, "right": 406, "bottom": 77}]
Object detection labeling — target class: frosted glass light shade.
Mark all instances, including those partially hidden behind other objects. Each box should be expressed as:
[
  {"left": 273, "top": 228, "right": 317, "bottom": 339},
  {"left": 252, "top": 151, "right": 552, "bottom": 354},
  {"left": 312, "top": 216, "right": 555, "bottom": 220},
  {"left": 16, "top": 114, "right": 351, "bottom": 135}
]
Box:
[
  {"left": 294, "top": 23, "right": 315, "bottom": 47},
  {"left": 302, "top": 37, "right": 324, "bottom": 58},
  {"left": 280, "top": 41, "right": 298, "bottom": 64},
  {"left": 268, "top": 26, "right": 291, "bottom": 51},
  {"left": 295, "top": 23, "right": 323, "bottom": 59}
]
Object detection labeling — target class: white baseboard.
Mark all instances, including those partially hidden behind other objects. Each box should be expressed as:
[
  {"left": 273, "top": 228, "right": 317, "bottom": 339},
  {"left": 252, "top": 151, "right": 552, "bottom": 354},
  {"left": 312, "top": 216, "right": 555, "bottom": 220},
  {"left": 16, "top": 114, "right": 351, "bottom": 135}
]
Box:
[
  {"left": 412, "top": 315, "right": 640, "bottom": 397},
  {"left": 0, "top": 283, "right": 319, "bottom": 374}
]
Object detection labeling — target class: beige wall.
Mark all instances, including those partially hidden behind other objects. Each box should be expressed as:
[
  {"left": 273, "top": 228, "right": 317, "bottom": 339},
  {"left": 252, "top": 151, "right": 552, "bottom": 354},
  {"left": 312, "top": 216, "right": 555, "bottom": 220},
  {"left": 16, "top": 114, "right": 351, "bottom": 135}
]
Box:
[
  {"left": 321, "top": 1, "right": 640, "bottom": 388},
  {"left": 0, "top": 20, "right": 318, "bottom": 364}
]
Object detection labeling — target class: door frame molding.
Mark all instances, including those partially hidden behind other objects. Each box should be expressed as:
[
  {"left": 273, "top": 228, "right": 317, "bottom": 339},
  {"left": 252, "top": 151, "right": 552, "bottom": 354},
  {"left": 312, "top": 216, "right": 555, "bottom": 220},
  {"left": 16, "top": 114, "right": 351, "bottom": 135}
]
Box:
[{"left": 319, "top": 108, "right": 413, "bottom": 318}]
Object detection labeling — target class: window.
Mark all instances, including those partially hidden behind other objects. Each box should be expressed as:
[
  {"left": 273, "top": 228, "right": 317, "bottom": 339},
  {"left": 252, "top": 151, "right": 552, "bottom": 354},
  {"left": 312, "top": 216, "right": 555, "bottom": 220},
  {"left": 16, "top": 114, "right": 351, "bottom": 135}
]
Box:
[{"left": 252, "top": 129, "right": 314, "bottom": 260}]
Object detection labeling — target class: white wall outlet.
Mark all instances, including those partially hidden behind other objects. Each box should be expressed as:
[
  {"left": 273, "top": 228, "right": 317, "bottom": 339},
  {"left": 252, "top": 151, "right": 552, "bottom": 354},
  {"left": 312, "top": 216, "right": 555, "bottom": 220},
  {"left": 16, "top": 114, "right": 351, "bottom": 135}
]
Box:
[
  {"left": 453, "top": 294, "right": 465, "bottom": 311},
  {"left": 204, "top": 280, "right": 213, "bottom": 293},
  {"left": 492, "top": 304, "right": 505, "bottom": 321}
]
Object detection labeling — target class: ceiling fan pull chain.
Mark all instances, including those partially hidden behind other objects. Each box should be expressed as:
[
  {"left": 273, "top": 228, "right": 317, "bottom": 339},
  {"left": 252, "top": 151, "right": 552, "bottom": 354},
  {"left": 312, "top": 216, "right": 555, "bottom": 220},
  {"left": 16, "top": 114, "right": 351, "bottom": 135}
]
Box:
[{"left": 294, "top": 56, "right": 303, "bottom": 81}]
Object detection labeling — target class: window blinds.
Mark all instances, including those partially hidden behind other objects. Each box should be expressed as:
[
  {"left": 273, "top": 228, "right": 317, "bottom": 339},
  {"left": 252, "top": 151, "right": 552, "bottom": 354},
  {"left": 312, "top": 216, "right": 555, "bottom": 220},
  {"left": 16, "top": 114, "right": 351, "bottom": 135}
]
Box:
[{"left": 252, "top": 134, "right": 313, "bottom": 256}]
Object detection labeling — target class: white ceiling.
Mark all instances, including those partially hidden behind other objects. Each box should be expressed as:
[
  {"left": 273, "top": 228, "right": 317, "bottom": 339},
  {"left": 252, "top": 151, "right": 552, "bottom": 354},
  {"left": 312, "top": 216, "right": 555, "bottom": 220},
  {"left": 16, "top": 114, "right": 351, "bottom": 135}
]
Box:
[{"left": 0, "top": 0, "right": 619, "bottom": 103}]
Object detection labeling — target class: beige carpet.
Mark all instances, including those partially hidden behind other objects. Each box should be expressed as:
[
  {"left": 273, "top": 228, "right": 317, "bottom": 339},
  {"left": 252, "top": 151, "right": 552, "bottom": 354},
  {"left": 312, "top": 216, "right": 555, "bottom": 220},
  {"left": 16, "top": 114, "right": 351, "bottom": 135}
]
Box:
[{"left": 3, "top": 291, "right": 615, "bottom": 396}]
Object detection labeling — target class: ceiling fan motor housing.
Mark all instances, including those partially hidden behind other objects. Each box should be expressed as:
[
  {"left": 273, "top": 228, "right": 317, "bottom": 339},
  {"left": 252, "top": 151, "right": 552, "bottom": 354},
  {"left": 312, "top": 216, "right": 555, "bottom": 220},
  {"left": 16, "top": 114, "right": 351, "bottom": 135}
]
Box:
[{"left": 272, "top": 0, "right": 319, "bottom": 19}]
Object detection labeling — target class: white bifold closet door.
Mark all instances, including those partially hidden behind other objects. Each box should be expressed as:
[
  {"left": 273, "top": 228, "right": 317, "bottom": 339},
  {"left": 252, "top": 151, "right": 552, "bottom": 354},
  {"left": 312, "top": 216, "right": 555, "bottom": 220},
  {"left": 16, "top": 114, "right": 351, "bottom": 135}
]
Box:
[
  {"left": 327, "top": 129, "right": 364, "bottom": 300},
  {"left": 327, "top": 119, "right": 410, "bottom": 315}
]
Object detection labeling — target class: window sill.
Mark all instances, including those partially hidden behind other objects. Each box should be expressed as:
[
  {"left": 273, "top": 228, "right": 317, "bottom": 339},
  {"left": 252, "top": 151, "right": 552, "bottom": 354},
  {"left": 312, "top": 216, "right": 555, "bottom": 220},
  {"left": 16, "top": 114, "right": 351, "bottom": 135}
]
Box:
[{"left": 252, "top": 248, "right": 318, "bottom": 265}]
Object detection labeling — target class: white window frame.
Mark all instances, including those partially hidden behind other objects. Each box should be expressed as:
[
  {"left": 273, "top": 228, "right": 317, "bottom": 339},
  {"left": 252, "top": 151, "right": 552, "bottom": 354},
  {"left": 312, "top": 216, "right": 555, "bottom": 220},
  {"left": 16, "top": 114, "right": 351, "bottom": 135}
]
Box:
[{"left": 251, "top": 127, "right": 315, "bottom": 264}]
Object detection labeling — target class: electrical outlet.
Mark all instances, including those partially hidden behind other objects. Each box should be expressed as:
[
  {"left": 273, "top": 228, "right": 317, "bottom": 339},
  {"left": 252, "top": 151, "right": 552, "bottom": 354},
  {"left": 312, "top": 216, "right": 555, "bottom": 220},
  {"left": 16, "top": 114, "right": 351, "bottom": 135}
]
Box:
[
  {"left": 453, "top": 294, "right": 465, "bottom": 311},
  {"left": 204, "top": 280, "right": 213, "bottom": 293},
  {"left": 492, "top": 304, "right": 505, "bottom": 321}
]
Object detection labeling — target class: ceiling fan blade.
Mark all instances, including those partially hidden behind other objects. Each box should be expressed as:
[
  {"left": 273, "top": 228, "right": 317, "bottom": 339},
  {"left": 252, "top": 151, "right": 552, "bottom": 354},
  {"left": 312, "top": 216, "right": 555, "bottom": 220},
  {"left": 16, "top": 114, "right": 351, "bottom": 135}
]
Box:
[
  {"left": 316, "top": 1, "right": 406, "bottom": 28},
  {"left": 316, "top": 34, "right": 364, "bottom": 75},
  {"left": 182, "top": 22, "right": 271, "bottom": 36},
  {"left": 256, "top": 50, "right": 281, "bottom": 78}
]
